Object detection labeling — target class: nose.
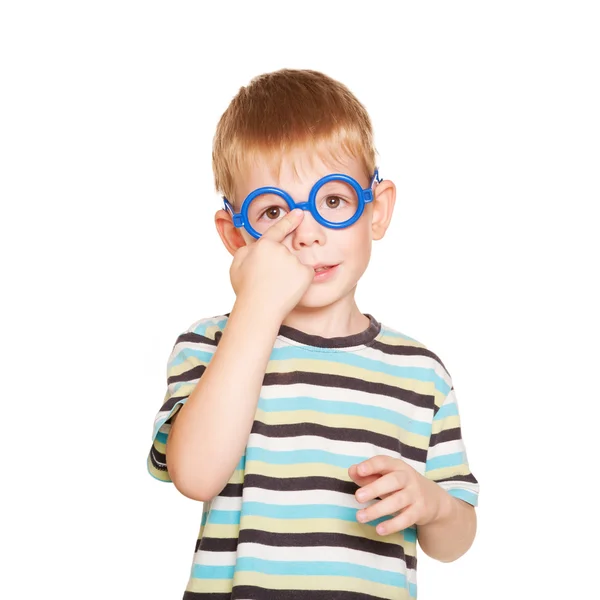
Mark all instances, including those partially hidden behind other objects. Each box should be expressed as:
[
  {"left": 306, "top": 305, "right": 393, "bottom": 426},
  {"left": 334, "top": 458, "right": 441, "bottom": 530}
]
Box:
[{"left": 290, "top": 207, "right": 326, "bottom": 249}]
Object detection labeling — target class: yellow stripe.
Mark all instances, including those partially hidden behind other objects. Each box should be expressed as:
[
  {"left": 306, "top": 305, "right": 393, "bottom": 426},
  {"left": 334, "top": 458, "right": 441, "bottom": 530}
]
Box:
[
  {"left": 425, "top": 464, "right": 471, "bottom": 481},
  {"left": 203, "top": 323, "right": 223, "bottom": 340},
  {"left": 228, "top": 469, "right": 244, "bottom": 485},
  {"left": 200, "top": 523, "right": 241, "bottom": 538},
  {"left": 431, "top": 414, "right": 460, "bottom": 434},
  {"left": 185, "top": 577, "right": 232, "bottom": 593},
  {"left": 266, "top": 358, "right": 442, "bottom": 402},
  {"left": 147, "top": 454, "right": 172, "bottom": 482},
  {"left": 377, "top": 333, "right": 425, "bottom": 349},
  {"left": 254, "top": 409, "right": 429, "bottom": 449},
  {"left": 245, "top": 460, "right": 353, "bottom": 481},
  {"left": 233, "top": 572, "right": 411, "bottom": 600}
]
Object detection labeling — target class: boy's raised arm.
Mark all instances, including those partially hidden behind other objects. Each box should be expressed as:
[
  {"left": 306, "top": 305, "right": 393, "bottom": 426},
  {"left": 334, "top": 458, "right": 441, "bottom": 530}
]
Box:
[{"left": 166, "top": 209, "right": 313, "bottom": 502}]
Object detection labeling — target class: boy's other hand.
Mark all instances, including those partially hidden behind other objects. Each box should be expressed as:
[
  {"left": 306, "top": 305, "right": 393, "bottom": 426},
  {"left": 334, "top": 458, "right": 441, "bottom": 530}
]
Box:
[
  {"left": 230, "top": 209, "right": 315, "bottom": 321},
  {"left": 349, "top": 456, "right": 449, "bottom": 536}
]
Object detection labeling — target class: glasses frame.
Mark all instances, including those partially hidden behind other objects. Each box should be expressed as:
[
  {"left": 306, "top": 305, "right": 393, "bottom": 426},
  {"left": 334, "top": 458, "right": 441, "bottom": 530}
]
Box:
[{"left": 223, "top": 169, "right": 382, "bottom": 239}]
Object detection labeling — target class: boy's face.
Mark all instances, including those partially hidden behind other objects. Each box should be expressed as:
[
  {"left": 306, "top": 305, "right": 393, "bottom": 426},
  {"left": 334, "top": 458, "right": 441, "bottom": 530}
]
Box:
[{"left": 217, "top": 150, "right": 396, "bottom": 311}]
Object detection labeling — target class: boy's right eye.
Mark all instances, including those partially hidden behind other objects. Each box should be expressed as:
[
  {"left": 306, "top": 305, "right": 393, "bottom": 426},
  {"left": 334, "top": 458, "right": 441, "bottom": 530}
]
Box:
[{"left": 263, "top": 206, "right": 284, "bottom": 220}]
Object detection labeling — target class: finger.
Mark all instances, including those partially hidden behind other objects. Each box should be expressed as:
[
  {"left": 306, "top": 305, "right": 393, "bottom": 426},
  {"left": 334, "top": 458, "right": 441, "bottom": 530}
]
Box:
[
  {"left": 260, "top": 208, "right": 304, "bottom": 243},
  {"left": 348, "top": 464, "right": 380, "bottom": 487},
  {"left": 356, "top": 490, "right": 412, "bottom": 525},
  {"left": 375, "top": 505, "right": 419, "bottom": 536},
  {"left": 355, "top": 455, "right": 405, "bottom": 478},
  {"left": 355, "top": 471, "right": 408, "bottom": 503}
]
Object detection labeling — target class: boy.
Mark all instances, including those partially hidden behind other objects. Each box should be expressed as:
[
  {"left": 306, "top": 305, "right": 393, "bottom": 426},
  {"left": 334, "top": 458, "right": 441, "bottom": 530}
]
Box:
[{"left": 148, "top": 69, "right": 479, "bottom": 600}]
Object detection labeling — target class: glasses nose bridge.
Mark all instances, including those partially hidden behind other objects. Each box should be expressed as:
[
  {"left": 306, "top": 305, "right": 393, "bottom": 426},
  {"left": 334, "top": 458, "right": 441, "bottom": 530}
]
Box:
[{"left": 294, "top": 200, "right": 311, "bottom": 211}]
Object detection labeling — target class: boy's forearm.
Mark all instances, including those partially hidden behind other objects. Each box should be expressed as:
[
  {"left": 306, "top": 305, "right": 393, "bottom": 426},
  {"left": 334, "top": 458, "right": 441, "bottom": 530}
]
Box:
[
  {"left": 166, "top": 300, "right": 281, "bottom": 502},
  {"left": 417, "top": 488, "right": 477, "bottom": 562}
]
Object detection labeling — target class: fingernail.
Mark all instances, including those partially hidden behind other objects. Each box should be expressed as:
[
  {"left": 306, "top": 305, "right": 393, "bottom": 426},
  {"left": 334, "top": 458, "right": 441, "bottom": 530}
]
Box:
[
  {"left": 356, "top": 490, "right": 366, "bottom": 501},
  {"left": 357, "top": 511, "right": 366, "bottom": 522}
]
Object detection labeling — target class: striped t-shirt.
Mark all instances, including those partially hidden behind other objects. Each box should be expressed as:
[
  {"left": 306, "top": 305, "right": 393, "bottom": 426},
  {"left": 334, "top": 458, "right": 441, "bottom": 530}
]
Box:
[{"left": 148, "top": 313, "right": 479, "bottom": 600}]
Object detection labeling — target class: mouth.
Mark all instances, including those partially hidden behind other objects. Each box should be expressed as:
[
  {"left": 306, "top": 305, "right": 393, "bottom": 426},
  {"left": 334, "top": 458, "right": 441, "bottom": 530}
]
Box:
[{"left": 313, "top": 264, "right": 338, "bottom": 273}]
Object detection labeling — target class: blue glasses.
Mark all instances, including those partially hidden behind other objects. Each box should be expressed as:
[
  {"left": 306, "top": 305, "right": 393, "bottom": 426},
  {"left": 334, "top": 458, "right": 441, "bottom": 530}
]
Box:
[{"left": 223, "top": 169, "right": 382, "bottom": 239}]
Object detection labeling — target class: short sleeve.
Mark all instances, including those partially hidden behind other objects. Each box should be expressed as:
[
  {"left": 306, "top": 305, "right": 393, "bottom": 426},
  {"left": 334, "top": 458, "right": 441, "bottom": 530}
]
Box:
[
  {"left": 424, "top": 380, "right": 479, "bottom": 507},
  {"left": 147, "top": 315, "right": 226, "bottom": 483}
]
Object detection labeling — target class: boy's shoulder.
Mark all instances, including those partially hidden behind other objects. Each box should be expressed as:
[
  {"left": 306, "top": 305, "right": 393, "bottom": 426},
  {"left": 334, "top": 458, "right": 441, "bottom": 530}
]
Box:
[
  {"left": 376, "top": 319, "right": 452, "bottom": 380},
  {"left": 174, "top": 313, "right": 230, "bottom": 346}
]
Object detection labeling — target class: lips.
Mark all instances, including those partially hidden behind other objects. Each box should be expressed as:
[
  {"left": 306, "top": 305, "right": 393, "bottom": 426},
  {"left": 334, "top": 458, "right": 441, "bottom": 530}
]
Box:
[{"left": 312, "top": 264, "right": 337, "bottom": 272}]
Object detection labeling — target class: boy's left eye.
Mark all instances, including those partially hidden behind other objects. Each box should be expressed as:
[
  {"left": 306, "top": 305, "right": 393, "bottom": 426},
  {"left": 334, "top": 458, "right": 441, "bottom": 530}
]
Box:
[{"left": 325, "top": 195, "right": 344, "bottom": 208}]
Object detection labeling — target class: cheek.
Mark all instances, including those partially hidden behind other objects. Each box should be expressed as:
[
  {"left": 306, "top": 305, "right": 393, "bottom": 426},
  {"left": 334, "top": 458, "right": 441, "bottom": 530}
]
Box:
[{"left": 337, "top": 227, "right": 372, "bottom": 264}]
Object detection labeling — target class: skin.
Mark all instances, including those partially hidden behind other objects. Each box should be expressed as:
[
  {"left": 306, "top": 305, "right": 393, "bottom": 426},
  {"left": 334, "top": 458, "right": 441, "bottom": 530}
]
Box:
[
  {"left": 171, "top": 148, "right": 476, "bottom": 562},
  {"left": 215, "top": 150, "right": 396, "bottom": 338}
]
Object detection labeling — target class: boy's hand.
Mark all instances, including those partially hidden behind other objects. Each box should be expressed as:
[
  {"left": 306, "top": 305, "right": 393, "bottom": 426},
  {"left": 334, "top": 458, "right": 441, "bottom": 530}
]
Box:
[
  {"left": 349, "top": 455, "right": 448, "bottom": 536},
  {"left": 230, "top": 209, "right": 315, "bottom": 320}
]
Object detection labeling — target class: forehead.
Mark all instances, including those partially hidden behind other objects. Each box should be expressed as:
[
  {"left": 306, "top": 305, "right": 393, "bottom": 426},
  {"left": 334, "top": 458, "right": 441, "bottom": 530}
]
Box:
[{"left": 234, "top": 147, "right": 367, "bottom": 202}]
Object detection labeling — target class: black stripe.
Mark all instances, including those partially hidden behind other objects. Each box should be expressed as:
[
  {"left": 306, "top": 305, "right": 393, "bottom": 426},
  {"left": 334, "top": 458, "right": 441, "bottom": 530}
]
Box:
[
  {"left": 243, "top": 474, "right": 359, "bottom": 495},
  {"left": 159, "top": 395, "right": 187, "bottom": 414},
  {"left": 219, "top": 483, "right": 243, "bottom": 497},
  {"left": 197, "top": 536, "right": 239, "bottom": 553},
  {"left": 262, "top": 371, "right": 433, "bottom": 410},
  {"left": 251, "top": 421, "right": 427, "bottom": 463},
  {"left": 176, "top": 331, "right": 220, "bottom": 346},
  {"left": 168, "top": 364, "right": 206, "bottom": 385},
  {"left": 231, "top": 586, "right": 408, "bottom": 600},
  {"left": 182, "top": 593, "right": 230, "bottom": 600},
  {"left": 149, "top": 446, "right": 166, "bottom": 469},
  {"left": 429, "top": 427, "right": 461, "bottom": 446},
  {"left": 371, "top": 339, "right": 449, "bottom": 371},
  {"left": 237, "top": 529, "right": 408, "bottom": 561},
  {"left": 436, "top": 473, "right": 479, "bottom": 485}
]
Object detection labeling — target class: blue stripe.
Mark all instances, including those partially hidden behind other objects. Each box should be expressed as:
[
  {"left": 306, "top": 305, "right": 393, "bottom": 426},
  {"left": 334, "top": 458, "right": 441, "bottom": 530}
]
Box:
[
  {"left": 191, "top": 317, "right": 228, "bottom": 337},
  {"left": 235, "top": 557, "right": 406, "bottom": 587},
  {"left": 448, "top": 488, "right": 478, "bottom": 506},
  {"left": 257, "top": 396, "right": 431, "bottom": 436},
  {"left": 409, "top": 582, "right": 417, "bottom": 597},
  {"left": 242, "top": 502, "right": 393, "bottom": 527},
  {"left": 246, "top": 447, "right": 368, "bottom": 469},
  {"left": 155, "top": 431, "right": 167, "bottom": 444},
  {"left": 171, "top": 348, "right": 214, "bottom": 368},
  {"left": 191, "top": 564, "right": 235, "bottom": 580},
  {"left": 207, "top": 510, "right": 241, "bottom": 525},
  {"left": 434, "top": 401, "right": 458, "bottom": 420},
  {"left": 380, "top": 327, "right": 419, "bottom": 343},
  {"left": 269, "top": 346, "right": 450, "bottom": 394},
  {"left": 403, "top": 526, "right": 417, "bottom": 543},
  {"left": 425, "top": 451, "right": 465, "bottom": 472}
]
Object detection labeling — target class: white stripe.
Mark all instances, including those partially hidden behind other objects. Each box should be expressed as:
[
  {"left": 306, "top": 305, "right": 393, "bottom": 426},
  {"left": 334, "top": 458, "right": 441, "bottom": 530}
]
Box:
[
  {"left": 426, "top": 438, "right": 465, "bottom": 460},
  {"left": 272, "top": 337, "right": 449, "bottom": 383},
  {"left": 236, "top": 541, "right": 406, "bottom": 573},
  {"left": 211, "top": 496, "right": 243, "bottom": 511},
  {"left": 168, "top": 340, "right": 216, "bottom": 364},
  {"left": 193, "top": 550, "right": 237, "bottom": 566},
  {"left": 439, "top": 481, "right": 479, "bottom": 494},
  {"left": 259, "top": 382, "right": 433, "bottom": 424},
  {"left": 246, "top": 433, "right": 424, "bottom": 473},
  {"left": 240, "top": 486, "right": 376, "bottom": 510},
  {"left": 247, "top": 432, "right": 402, "bottom": 460}
]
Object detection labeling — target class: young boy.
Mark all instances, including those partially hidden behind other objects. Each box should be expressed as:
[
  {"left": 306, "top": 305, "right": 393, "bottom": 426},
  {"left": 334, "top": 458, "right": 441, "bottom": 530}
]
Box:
[{"left": 148, "top": 69, "right": 479, "bottom": 600}]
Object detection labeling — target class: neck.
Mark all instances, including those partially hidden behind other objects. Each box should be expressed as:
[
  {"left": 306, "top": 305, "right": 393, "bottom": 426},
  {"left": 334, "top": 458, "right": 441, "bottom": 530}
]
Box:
[{"left": 280, "top": 289, "right": 370, "bottom": 338}]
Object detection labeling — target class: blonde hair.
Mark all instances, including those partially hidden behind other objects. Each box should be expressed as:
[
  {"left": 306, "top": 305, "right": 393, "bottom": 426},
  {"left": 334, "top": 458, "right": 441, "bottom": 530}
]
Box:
[{"left": 212, "top": 69, "right": 377, "bottom": 206}]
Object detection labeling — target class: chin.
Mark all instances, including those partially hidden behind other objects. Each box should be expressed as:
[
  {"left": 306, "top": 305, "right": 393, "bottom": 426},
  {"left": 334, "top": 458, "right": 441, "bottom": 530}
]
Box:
[{"left": 296, "top": 283, "right": 356, "bottom": 310}]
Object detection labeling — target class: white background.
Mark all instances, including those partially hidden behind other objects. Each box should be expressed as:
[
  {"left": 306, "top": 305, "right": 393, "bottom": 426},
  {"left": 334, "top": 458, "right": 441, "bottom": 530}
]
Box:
[{"left": 1, "top": 1, "right": 598, "bottom": 598}]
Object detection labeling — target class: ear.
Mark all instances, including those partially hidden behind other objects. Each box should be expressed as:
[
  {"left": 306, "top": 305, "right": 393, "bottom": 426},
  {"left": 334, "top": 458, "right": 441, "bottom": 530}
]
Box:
[
  {"left": 215, "top": 209, "right": 250, "bottom": 256},
  {"left": 370, "top": 180, "right": 396, "bottom": 241}
]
